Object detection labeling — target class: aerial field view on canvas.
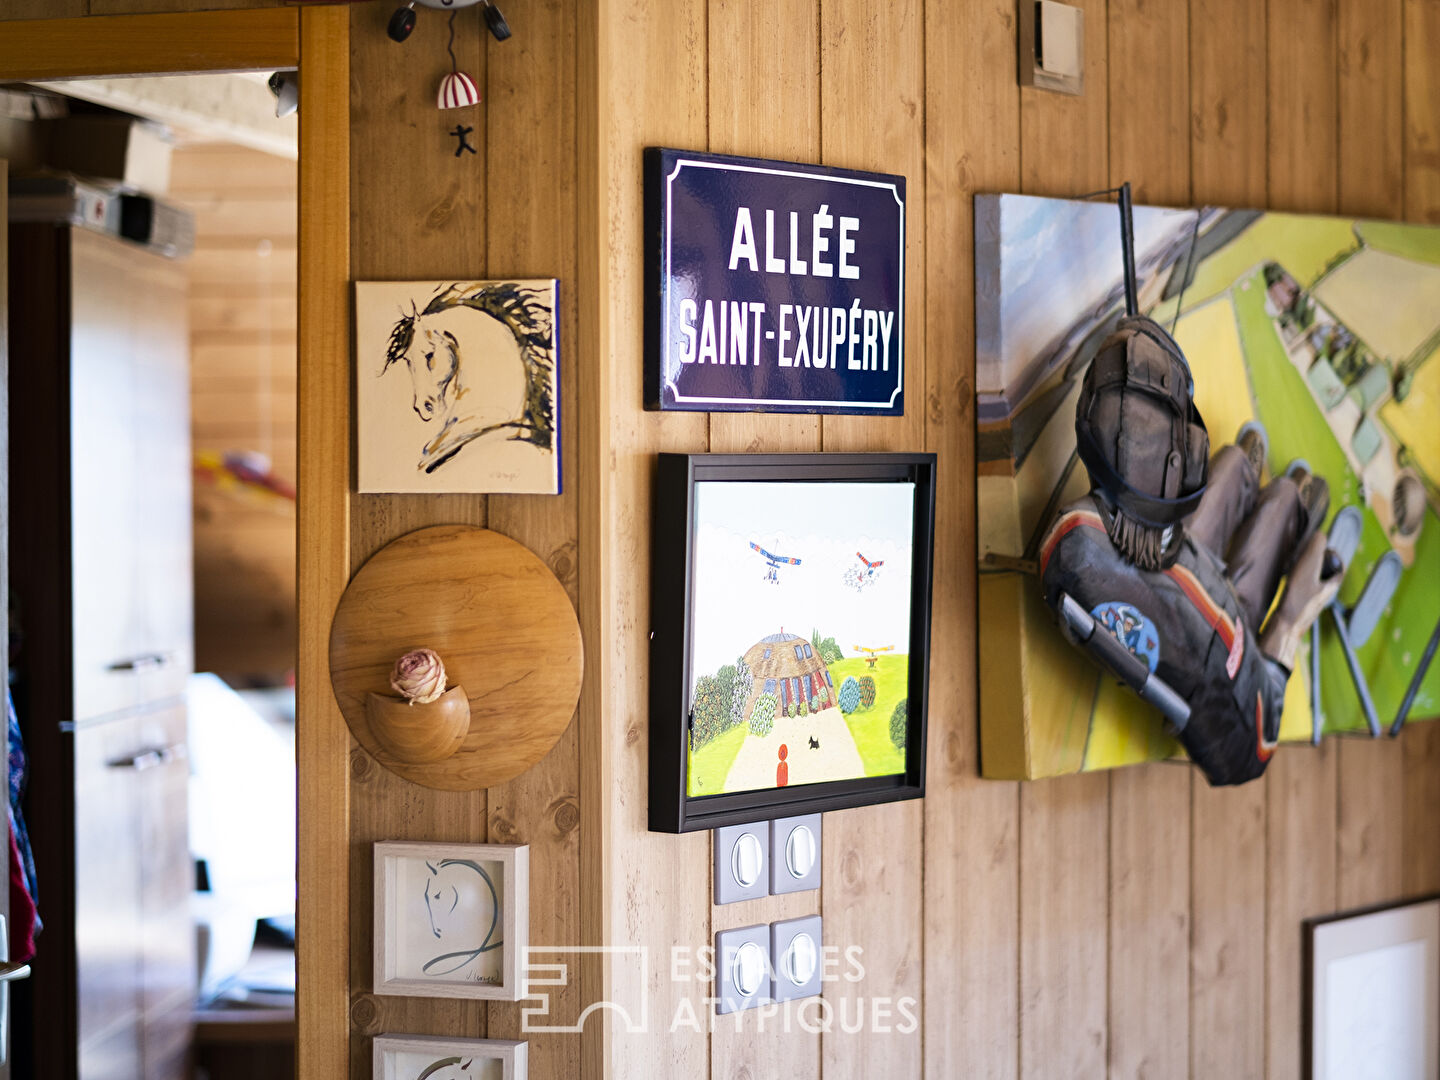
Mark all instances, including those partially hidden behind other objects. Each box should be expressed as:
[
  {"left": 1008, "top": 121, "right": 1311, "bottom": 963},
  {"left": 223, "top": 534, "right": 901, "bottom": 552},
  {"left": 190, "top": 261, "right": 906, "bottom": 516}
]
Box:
[
  {"left": 977, "top": 195, "right": 1440, "bottom": 780},
  {"left": 685, "top": 479, "right": 917, "bottom": 797}
]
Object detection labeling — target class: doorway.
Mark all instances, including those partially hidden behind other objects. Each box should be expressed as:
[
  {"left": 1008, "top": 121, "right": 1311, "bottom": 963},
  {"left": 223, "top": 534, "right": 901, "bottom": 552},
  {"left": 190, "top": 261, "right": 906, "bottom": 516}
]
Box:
[{"left": 0, "top": 11, "right": 349, "bottom": 1079}]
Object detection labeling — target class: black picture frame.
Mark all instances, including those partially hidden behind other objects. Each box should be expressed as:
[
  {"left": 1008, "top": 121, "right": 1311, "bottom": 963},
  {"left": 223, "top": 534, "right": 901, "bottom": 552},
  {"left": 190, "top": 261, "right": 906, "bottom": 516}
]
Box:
[{"left": 649, "top": 452, "right": 936, "bottom": 833}]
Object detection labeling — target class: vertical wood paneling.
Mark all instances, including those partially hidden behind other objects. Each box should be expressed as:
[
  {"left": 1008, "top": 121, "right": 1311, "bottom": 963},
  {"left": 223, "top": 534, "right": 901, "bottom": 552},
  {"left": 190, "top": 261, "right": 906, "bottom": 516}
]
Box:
[
  {"left": 294, "top": 11, "right": 350, "bottom": 1080},
  {"left": 1338, "top": 0, "right": 1404, "bottom": 217},
  {"left": 1107, "top": 766, "right": 1190, "bottom": 1080},
  {"left": 1107, "top": 0, "right": 1190, "bottom": 204},
  {"left": 1104, "top": 4, "right": 1194, "bottom": 1076},
  {"left": 1190, "top": 780, "right": 1267, "bottom": 1078},
  {"left": 921, "top": 1, "right": 1021, "bottom": 1077},
  {"left": 595, "top": 1, "right": 712, "bottom": 1077},
  {"left": 1017, "top": 3, "right": 1110, "bottom": 1078},
  {"left": 1190, "top": 0, "right": 1267, "bottom": 208},
  {"left": 1403, "top": 0, "right": 1440, "bottom": 223},
  {"left": 483, "top": 1, "right": 583, "bottom": 1076},
  {"left": 817, "top": 1, "right": 926, "bottom": 1076},
  {"left": 1267, "top": 0, "right": 1338, "bottom": 214},
  {"left": 345, "top": 7, "right": 492, "bottom": 1074},
  {"left": 1265, "top": 745, "right": 1339, "bottom": 1080},
  {"left": 1403, "top": 724, "right": 1440, "bottom": 895}
]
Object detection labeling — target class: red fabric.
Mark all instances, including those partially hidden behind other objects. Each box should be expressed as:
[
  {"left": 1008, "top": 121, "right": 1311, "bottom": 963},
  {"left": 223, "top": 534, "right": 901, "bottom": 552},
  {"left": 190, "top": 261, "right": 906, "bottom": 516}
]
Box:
[{"left": 8, "top": 828, "right": 36, "bottom": 964}]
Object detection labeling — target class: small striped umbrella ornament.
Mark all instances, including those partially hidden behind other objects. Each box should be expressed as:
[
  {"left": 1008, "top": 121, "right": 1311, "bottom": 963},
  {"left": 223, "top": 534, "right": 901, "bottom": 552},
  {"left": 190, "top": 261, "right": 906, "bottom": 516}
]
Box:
[{"left": 438, "top": 70, "right": 479, "bottom": 110}]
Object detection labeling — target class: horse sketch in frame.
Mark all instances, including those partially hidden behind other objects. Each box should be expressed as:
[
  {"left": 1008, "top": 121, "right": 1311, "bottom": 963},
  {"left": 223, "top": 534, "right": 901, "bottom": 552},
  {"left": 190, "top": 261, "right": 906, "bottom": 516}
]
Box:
[
  {"left": 374, "top": 841, "right": 529, "bottom": 1001},
  {"left": 355, "top": 280, "right": 561, "bottom": 494}
]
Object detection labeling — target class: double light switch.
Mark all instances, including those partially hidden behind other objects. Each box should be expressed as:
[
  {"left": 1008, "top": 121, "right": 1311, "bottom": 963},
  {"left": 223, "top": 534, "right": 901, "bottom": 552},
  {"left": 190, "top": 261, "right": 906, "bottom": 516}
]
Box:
[
  {"left": 714, "top": 915, "right": 824, "bottom": 1013},
  {"left": 714, "top": 815, "right": 821, "bottom": 905}
]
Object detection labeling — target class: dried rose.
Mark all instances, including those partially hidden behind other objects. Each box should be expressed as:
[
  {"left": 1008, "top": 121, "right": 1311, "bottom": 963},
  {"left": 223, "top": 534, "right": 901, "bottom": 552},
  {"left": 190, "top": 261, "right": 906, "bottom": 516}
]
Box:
[{"left": 390, "top": 648, "right": 447, "bottom": 704}]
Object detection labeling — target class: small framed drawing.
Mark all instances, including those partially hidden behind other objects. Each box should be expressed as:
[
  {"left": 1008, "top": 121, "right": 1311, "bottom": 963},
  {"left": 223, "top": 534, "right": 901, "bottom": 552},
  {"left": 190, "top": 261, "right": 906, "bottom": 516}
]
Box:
[
  {"left": 1304, "top": 895, "right": 1440, "bottom": 1079},
  {"left": 649, "top": 453, "right": 937, "bottom": 832},
  {"left": 354, "top": 279, "right": 561, "bottom": 494},
  {"left": 374, "top": 841, "right": 529, "bottom": 1000},
  {"left": 373, "top": 1034, "right": 527, "bottom": 1080}
]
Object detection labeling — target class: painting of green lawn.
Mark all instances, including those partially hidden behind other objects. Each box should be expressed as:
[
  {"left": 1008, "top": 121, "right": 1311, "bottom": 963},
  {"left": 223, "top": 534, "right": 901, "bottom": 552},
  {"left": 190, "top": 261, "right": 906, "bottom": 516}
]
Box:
[{"left": 827, "top": 656, "right": 909, "bottom": 777}]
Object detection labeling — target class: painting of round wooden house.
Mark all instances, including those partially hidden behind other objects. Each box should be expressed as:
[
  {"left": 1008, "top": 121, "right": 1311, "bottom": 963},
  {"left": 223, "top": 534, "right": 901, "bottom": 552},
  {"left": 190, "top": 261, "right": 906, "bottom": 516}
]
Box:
[{"left": 743, "top": 630, "right": 836, "bottom": 720}]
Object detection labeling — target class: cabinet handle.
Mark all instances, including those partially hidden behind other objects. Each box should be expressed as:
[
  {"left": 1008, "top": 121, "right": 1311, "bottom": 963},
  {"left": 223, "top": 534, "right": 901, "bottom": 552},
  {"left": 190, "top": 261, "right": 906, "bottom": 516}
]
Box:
[
  {"left": 0, "top": 963, "right": 30, "bottom": 983},
  {"left": 107, "top": 653, "right": 171, "bottom": 672},
  {"left": 108, "top": 743, "right": 188, "bottom": 771}
]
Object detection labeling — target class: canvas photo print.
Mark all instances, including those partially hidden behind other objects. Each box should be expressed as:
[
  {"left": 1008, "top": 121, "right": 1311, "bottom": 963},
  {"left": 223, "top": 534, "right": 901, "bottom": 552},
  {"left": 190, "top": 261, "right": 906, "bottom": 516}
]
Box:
[
  {"left": 686, "top": 479, "right": 917, "bottom": 798},
  {"left": 976, "top": 195, "right": 1440, "bottom": 779},
  {"left": 354, "top": 279, "right": 560, "bottom": 494}
]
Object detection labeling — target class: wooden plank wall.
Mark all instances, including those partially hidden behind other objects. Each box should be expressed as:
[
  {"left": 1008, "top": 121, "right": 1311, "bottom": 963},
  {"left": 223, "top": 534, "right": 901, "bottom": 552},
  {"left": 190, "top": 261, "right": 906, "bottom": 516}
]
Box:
[
  {"left": 170, "top": 142, "right": 298, "bottom": 682},
  {"left": 593, "top": 3, "right": 1440, "bottom": 1080},
  {"left": 6, "top": 2, "right": 1439, "bottom": 1078}
]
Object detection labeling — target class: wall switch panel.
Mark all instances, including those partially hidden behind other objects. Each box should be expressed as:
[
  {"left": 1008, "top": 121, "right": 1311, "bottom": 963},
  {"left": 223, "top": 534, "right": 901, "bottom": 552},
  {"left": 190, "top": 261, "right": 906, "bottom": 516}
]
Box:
[
  {"left": 771, "top": 915, "right": 823, "bottom": 1002},
  {"left": 715, "top": 924, "right": 773, "bottom": 1014},
  {"left": 1019, "top": 0, "right": 1085, "bottom": 96},
  {"left": 714, "top": 822, "right": 770, "bottom": 905},
  {"left": 769, "top": 814, "right": 821, "bottom": 894}
]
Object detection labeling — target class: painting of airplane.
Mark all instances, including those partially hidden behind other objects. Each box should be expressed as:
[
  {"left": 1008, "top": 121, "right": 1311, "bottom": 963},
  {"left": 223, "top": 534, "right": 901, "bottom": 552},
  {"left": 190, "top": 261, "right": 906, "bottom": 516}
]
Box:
[
  {"left": 750, "top": 541, "right": 801, "bottom": 584},
  {"left": 844, "top": 552, "right": 886, "bottom": 591},
  {"left": 853, "top": 644, "right": 894, "bottom": 669}
]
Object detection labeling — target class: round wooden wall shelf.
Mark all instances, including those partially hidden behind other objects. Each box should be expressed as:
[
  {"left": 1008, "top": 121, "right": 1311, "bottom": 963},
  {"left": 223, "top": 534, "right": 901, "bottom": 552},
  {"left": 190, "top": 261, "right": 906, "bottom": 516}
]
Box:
[{"left": 329, "top": 525, "right": 583, "bottom": 790}]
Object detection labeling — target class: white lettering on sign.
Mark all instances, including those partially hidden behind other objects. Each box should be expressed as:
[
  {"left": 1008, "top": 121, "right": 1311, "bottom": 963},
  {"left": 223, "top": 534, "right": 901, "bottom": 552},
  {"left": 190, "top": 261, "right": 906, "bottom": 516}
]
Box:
[
  {"left": 724, "top": 203, "right": 864, "bottom": 280},
  {"left": 728, "top": 207, "right": 758, "bottom": 272},
  {"left": 675, "top": 297, "right": 896, "bottom": 369}
]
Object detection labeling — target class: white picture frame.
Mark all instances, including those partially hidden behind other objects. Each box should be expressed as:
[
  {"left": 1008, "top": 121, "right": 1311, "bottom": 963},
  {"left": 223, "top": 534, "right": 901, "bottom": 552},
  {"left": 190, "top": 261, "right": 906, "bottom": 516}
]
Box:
[
  {"left": 1306, "top": 896, "right": 1440, "bottom": 1079},
  {"left": 372, "top": 1034, "right": 527, "bottom": 1080},
  {"left": 374, "top": 841, "right": 529, "bottom": 1000}
]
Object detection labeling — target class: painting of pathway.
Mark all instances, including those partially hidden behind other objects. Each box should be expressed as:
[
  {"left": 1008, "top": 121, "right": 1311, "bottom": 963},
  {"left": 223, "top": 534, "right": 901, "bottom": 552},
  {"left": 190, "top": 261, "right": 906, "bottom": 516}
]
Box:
[{"left": 721, "top": 709, "right": 864, "bottom": 793}]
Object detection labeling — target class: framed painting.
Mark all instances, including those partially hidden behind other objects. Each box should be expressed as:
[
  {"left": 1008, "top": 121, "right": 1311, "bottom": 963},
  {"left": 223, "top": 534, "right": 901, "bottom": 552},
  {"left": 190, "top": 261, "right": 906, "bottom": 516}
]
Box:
[
  {"left": 373, "top": 841, "right": 528, "bottom": 1000},
  {"left": 373, "top": 1034, "right": 528, "bottom": 1080},
  {"left": 1304, "top": 896, "right": 1440, "bottom": 1079},
  {"left": 649, "top": 453, "right": 936, "bottom": 832},
  {"left": 354, "top": 279, "right": 560, "bottom": 494}
]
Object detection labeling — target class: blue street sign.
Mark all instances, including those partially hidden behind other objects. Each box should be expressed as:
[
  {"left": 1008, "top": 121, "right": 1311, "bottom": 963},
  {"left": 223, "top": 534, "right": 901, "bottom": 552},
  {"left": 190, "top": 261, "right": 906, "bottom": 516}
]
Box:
[{"left": 645, "top": 148, "right": 906, "bottom": 414}]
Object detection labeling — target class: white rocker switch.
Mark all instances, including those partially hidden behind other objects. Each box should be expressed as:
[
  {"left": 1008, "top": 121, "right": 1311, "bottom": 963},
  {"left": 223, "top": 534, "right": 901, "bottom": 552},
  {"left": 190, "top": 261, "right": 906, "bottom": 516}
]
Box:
[
  {"left": 714, "top": 924, "right": 773, "bottom": 1014},
  {"left": 771, "top": 915, "right": 823, "bottom": 1002},
  {"left": 770, "top": 814, "right": 821, "bottom": 894},
  {"left": 714, "top": 822, "right": 770, "bottom": 905}
]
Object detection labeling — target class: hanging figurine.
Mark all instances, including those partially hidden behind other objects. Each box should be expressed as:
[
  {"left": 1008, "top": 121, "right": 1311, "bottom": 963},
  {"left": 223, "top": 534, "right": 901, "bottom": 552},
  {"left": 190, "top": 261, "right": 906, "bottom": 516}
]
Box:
[
  {"left": 384, "top": 0, "right": 511, "bottom": 123},
  {"left": 437, "top": 14, "right": 480, "bottom": 110}
]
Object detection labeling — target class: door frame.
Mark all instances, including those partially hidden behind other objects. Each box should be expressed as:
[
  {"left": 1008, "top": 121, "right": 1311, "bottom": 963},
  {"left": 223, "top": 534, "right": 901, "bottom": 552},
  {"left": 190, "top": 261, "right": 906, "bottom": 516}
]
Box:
[{"left": 0, "top": 10, "right": 350, "bottom": 1078}]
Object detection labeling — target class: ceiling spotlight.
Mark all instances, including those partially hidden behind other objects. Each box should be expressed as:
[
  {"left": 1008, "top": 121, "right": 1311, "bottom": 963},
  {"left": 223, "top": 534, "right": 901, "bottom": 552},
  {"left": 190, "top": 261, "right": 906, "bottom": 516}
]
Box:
[
  {"left": 388, "top": 2, "right": 418, "bottom": 43},
  {"left": 482, "top": 1, "right": 511, "bottom": 41}
]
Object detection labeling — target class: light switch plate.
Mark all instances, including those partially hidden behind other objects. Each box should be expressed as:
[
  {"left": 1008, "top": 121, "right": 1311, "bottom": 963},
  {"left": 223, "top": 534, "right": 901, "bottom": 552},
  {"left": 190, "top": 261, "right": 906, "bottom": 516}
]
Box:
[
  {"left": 715, "top": 924, "right": 773, "bottom": 1014},
  {"left": 1019, "top": 0, "right": 1085, "bottom": 96},
  {"left": 770, "top": 814, "right": 821, "bottom": 894},
  {"left": 714, "top": 822, "right": 770, "bottom": 905},
  {"left": 771, "top": 915, "right": 823, "bottom": 1002}
]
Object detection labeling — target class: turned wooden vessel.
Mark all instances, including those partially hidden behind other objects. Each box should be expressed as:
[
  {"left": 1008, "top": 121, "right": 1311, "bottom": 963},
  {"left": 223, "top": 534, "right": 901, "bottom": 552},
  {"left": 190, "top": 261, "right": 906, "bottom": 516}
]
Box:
[{"left": 365, "top": 685, "right": 471, "bottom": 764}]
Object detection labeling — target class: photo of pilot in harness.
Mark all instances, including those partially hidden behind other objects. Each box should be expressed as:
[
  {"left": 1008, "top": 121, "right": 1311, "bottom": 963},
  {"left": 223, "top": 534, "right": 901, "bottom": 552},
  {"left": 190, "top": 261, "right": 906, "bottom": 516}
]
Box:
[{"left": 1038, "top": 187, "right": 1347, "bottom": 786}]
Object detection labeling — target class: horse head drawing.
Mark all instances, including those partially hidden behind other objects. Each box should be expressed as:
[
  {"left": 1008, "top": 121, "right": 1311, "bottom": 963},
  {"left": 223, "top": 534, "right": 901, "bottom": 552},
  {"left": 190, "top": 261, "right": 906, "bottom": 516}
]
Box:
[
  {"left": 419, "top": 858, "right": 503, "bottom": 980},
  {"left": 382, "top": 282, "right": 555, "bottom": 475},
  {"left": 414, "top": 1056, "right": 475, "bottom": 1080}
]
